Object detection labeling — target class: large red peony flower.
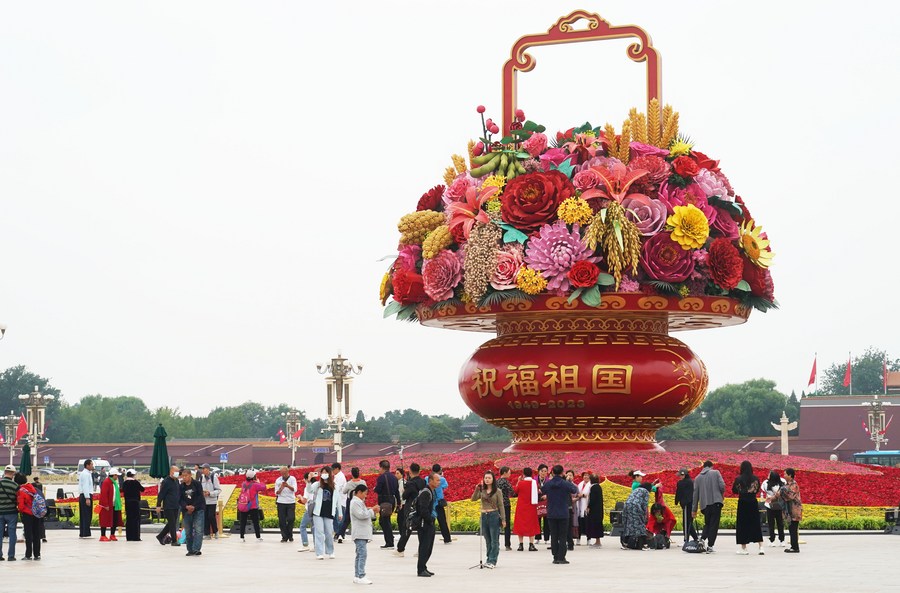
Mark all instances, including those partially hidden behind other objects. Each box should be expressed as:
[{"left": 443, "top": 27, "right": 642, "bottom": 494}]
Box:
[
  {"left": 391, "top": 268, "right": 428, "bottom": 305},
  {"left": 639, "top": 232, "right": 695, "bottom": 283},
  {"left": 417, "top": 184, "right": 445, "bottom": 211},
  {"left": 741, "top": 257, "right": 775, "bottom": 301},
  {"left": 500, "top": 170, "right": 574, "bottom": 233},
  {"left": 707, "top": 238, "right": 744, "bottom": 290},
  {"left": 690, "top": 150, "right": 720, "bottom": 173},
  {"left": 567, "top": 260, "right": 600, "bottom": 288},
  {"left": 672, "top": 156, "right": 700, "bottom": 178}
]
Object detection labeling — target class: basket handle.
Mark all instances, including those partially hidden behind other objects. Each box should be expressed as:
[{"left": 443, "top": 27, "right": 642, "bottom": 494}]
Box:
[{"left": 502, "top": 10, "right": 661, "bottom": 134}]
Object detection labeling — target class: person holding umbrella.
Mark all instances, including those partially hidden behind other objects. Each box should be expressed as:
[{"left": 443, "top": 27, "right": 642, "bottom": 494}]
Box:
[{"left": 98, "top": 468, "right": 123, "bottom": 541}]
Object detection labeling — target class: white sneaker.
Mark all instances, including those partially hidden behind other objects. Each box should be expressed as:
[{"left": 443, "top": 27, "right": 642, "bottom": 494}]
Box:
[
  {"left": 778, "top": 541, "right": 786, "bottom": 547},
  {"left": 768, "top": 541, "right": 776, "bottom": 547},
  {"left": 316, "top": 555, "right": 324, "bottom": 560},
  {"left": 356, "top": 577, "right": 373, "bottom": 585},
  {"left": 706, "top": 546, "right": 715, "bottom": 554},
  {"left": 393, "top": 550, "right": 404, "bottom": 557},
  {"left": 328, "top": 553, "right": 336, "bottom": 559},
  {"left": 298, "top": 545, "right": 310, "bottom": 552},
  {"left": 758, "top": 548, "right": 765, "bottom": 555},
  {"left": 485, "top": 563, "right": 494, "bottom": 569},
  {"left": 737, "top": 548, "right": 749, "bottom": 555}
]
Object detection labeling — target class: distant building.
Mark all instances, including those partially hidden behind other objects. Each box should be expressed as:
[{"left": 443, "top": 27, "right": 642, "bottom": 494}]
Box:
[
  {"left": 887, "top": 371, "right": 900, "bottom": 395},
  {"left": 799, "top": 394, "right": 900, "bottom": 458}
]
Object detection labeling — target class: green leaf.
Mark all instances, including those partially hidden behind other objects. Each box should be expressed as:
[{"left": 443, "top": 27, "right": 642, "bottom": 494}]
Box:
[
  {"left": 581, "top": 285, "right": 602, "bottom": 307},
  {"left": 499, "top": 223, "right": 528, "bottom": 244},
  {"left": 535, "top": 125, "right": 546, "bottom": 133},
  {"left": 567, "top": 287, "right": 584, "bottom": 304},
  {"left": 709, "top": 196, "right": 743, "bottom": 218},
  {"left": 552, "top": 159, "right": 576, "bottom": 179},
  {"left": 383, "top": 300, "right": 403, "bottom": 319},
  {"left": 597, "top": 273, "right": 615, "bottom": 287},
  {"left": 510, "top": 129, "right": 530, "bottom": 138},
  {"left": 499, "top": 136, "right": 515, "bottom": 144},
  {"left": 735, "top": 280, "right": 751, "bottom": 292},
  {"left": 613, "top": 219, "right": 624, "bottom": 251},
  {"left": 396, "top": 304, "right": 417, "bottom": 321},
  {"left": 523, "top": 120, "right": 539, "bottom": 132},
  {"left": 515, "top": 152, "right": 531, "bottom": 159},
  {"left": 575, "top": 122, "right": 593, "bottom": 134}
]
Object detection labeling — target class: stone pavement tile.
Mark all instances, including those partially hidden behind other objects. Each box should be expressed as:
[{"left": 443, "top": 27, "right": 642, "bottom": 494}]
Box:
[{"left": 5, "top": 531, "right": 900, "bottom": 592}]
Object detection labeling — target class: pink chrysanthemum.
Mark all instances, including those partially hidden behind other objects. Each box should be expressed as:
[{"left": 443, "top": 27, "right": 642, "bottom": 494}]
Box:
[
  {"left": 524, "top": 221, "right": 599, "bottom": 292},
  {"left": 619, "top": 276, "right": 641, "bottom": 292},
  {"left": 694, "top": 169, "right": 732, "bottom": 202},
  {"left": 422, "top": 249, "right": 463, "bottom": 302}
]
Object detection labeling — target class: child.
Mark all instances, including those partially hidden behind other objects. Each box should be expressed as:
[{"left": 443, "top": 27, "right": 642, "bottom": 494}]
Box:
[{"left": 350, "top": 484, "right": 379, "bottom": 585}]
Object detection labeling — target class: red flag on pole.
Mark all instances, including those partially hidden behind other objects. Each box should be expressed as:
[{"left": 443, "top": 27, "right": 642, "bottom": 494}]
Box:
[
  {"left": 14, "top": 414, "right": 28, "bottom": 444},
  {"left": 862, "top": 420, "right": 869, "bottom": 434},
  {"left": 843, "top": 355, "right": 852, "bottom": 389},
  {"left": 0, "top": 431, "right": 4, "bottom": 445},
  {"left": 277, "top": 429, "right": 286, "bottom": 444},
  {"left": 292, "top": 426, "right": 305, "bottom": 440},
  {"left": 808, "top": 356, "right": 817, "bottom": 388}
]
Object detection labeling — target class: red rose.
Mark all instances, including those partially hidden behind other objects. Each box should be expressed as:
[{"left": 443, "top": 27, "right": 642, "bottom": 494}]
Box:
[
  {"left": 391, "top": 268, "right": 428, "bottom": 305},
  {"left": 690, "top": 150, "right": 720, "bottom": 173},
  {"left": 672, "top": 156, "right": 700, "bottom": 178},
  {"left": 417, "top": 184, "right": 445, "bottom": 212},
  {"left": 707, "top": 238, "right": 744, "bottom": 290},
  {"left": 741, "top": 258, "right": 775, "bottom": 301},
  {"left": 500, "top": 170, "right": 574, "bottom": 233},
  {"left": 567, "top": 260, "right": 600, "bottom": 288},
  {"left": 639, "top": 232, "right": 695, "bottom": 282}
]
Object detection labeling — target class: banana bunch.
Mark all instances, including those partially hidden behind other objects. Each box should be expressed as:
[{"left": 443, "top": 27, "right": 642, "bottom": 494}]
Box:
[
  {"left": 469, "top": 151, "right": 527, "bottom": 180},
  {"left": 398, "top": 210, "right": 445, "bottom": 245}
]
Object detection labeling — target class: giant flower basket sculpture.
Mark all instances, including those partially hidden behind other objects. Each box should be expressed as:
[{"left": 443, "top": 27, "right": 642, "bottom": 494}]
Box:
[{"left": 381, "top": 11, "right": 776, "bottom": 451}]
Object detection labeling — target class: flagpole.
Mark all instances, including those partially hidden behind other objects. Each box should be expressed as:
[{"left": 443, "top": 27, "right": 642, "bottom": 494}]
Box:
[
  {"left": 814, "top": 351, "right": 818, "bottom": 395},
  {"left": 849, "top": 351, "right": 852, "bottom": 396}
]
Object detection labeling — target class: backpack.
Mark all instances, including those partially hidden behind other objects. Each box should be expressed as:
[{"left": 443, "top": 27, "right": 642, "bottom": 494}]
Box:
[
  {"left": 237, "top": 484, "right": 251, "bottom": 513},
  {"left": 648, "top": 533, "right": 668, "bottom": 549},
  {"left": 406, "top": 488, "right": 432, "bottom": 532},
  {"left": 682, "top": 538, "right": 705, "bottom": 553},
  {"left": 31, "top": 489, "right": 48, "bottom": 518}
]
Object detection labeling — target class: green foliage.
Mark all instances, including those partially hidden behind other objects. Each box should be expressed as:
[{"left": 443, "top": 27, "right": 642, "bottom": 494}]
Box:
[
  {"left": 817, "top": 347, "right": 900, "bottom": 396},
  {"left": 0, "top": 366, "right": 63, "bottom": 429}
]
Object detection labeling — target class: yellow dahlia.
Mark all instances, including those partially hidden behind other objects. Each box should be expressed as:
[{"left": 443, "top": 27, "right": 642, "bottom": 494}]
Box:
[
  {"left": 667, "top": 204, "right": 709, "bottom": 250},
  {"left": 480, "top": 174, "right": 506, "bottom": 196},
  {"left": 739, "top": 219, "right": 774, "bottom": 268},
  {"left": 516, "top": 267, "right": 547, "bottom": 295},
  {"left": 557, "top": 197, "right": 594, "bottom": 225}
]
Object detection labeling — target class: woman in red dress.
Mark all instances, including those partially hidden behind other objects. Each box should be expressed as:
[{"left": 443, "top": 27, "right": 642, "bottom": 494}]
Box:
[{"left": 513, "top": 467, "right": 539, "bottom": 552}]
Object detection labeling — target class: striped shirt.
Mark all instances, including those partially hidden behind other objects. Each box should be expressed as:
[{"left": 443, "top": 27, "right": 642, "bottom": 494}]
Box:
[{"left": 0, "top": 477, "right": 18, "bottom": 514}]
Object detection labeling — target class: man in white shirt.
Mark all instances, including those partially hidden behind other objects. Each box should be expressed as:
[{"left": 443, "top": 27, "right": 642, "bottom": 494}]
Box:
[
  {"left": 331, "top": 462, "right": 348, "bottom": 543},
  {"left": 275, "top": 466, "right": 297, "bottom": 543},
  {"left": 78, "top": 460, "right": 95, "bottom": 538},
  {"left": 199, "top": 464, "right": 221, "bottom": 539}
]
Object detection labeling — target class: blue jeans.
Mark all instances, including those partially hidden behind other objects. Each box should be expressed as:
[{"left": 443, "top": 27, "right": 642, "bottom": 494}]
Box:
[
  {"left": 313, "top": 515, "right": 335, "bottom": 556},
  {"left": 0, "top": 513, "right": 18, "bottom": 559},
  {"left": 354, "top": 538, "right": 368, "bottom": 578},
  {"left": 299, "top": 507, "right": 313, "bottom": 546},
  {"left": 183, "top": 509, "right": 204, "bottom": 554},
  {"left": 481, "top": 510, "right": 501, "bottom": 565}
]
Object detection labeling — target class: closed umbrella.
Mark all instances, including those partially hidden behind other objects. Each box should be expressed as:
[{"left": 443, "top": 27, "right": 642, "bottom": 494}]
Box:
[
  {"left": 149, "top": 424, "right": 170, "bottom": 478},
  {"left": 19, "top": 443, "right": 32, "bottom": 476}
]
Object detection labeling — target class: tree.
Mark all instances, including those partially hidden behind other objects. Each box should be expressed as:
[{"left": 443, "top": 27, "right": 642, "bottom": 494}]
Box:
[
  {"left": 818, "top": 347, "right": 900, "bottom": 395},
  {"left": 0, "top": 366, "right": 64, "bottom": 435}
]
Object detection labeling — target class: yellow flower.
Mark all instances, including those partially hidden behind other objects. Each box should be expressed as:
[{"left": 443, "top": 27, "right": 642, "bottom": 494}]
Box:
[
  {"left": 667, "top": 204, "right": 709, "bottom": 250},
  {"left": 739, "top": 219, "right": 774, "bottom": 268},
  {"left": 557, "top": 197, "right": 594, "bottom": 225},
  {"left": 485, "top": 198, "right": 502, "bottom": 214},
  {"left": 516, "top": 267, "right": 547, "bottom": 295},
  {"left": 379, "top": 271, "right": 392, "bottom": 305},
  {"left": 480, "top": 174, "right": 506, "bottom": 196},
  {"left": 678, "top": 284, "right": 690, "bottom": 298},
  {"left": 669, "top": 135, "right": 693, "bottom": 157}
]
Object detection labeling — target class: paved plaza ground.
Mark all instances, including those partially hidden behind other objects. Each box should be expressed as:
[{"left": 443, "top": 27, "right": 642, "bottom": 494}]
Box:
[{"left": 4, "top": 527, "right": 899, "bottom": 591}]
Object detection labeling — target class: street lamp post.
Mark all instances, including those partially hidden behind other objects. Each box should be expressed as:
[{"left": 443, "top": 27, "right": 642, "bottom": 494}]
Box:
[
  {"left": 282, "top": 410, "right": 302, "bottom": 467},
  {"left": 864, "top": 395, "right": 891, "bottom": 451},
  {"left": 18, "top": 386, "right": 54, "bottom": 469},
  {"left": 1, "top": 412, "right": 18, "bottom": 465},
  {"left": 316, "top": 351, "right": 364, "bottom": 463}
]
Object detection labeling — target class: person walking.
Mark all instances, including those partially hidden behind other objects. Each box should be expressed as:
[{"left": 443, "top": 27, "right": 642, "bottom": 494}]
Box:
[
  {"left": 416, "top": 472, "right": 440, "bottom": 577},
  {"left": 275, "top": 466, "right": 297, "bottom": 543},
  {"left": 98, "top": 468, "right": 123, "bottom": 542},
  {"left": 621, "top": 483, "right": 651, "bottom": 550},
  {"left": 373, "top": 459, "right": 399, "bottom": 549},
  {"left": 761, "top": 470, "right": 786, "bottom": 547},
  {"left": 733, "top": 460, "right": 764, "bottom": 555},
  {"left": 77, "top": 459, "right": 94, "bottom": 539},
  {"left": 297, "top": 471, "right": 317, "bottom": 552},
  {"left": 16, "top": 473, "right": 42, "bottom": 560},
  {"left": 692, "top": 460, "right": 726, "bottom": 554},
  {"left": 0, "top": 465, "right": 18, "bottom": 561},
  {"left": 584, "top": 474, "right": 604, "bottom": 547},
  {"left": 513, "top": 467, "right": 539, "bottom": 552},
  {"left": 395, "top": 463, "right": 427, "bottom": 558},
  {"left": 350, "top": 484, "right": 379, "bottom": 585},
  {"left": 778, "top": 468, "right": 802, "bottom": 553},
  {"left": 199, "top": 464, "right": 221, "bottom": 539},
  {"left": 496, "top": 466, "right": 515, "bottom": 551},
  {"left": 471, "top": 470, "right": 505, "bottom": 568},
  {"left": 540, "top": 465, "right": 578, "bottom": 564},
  {"left": 238, "top": 469, "right": 266, "bottom": 541},
  {"left": 180, "top": 467, "right": 204, "bottom": 556},
  {"left": 156, "top": 465, "right": 181, "bottom": 546},
  {"left": 307, "top": 465, "right": 342, "bottom": 559},
  {"left": 122, "top": 469, "right": 144, "bottom": 541},
  {"left": 674, "top": 468, "right": 698, "bottom": 543},
  {"left": 331, "top": 462, "right": 347, "bottom": 544}
]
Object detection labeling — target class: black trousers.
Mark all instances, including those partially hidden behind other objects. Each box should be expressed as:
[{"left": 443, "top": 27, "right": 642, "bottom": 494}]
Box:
[
  {"left": 78, "top": 494, "right": 92, "bottom": 537},
  {"left": 788, "top": 520, "right": 799, "bottom": 551},
  {"left": 158, "top": 508, "right": 179, "bottom": 543},
  {"left": 379, "top": 502, "right": 394, "bottom": 546},
  {"left": 417, "top": 519, "right": 435, "bottom": 574},
  {"left": 503, "top": 505, "right": 511, "bottom": 548},
  {"left": 537, "top": 515, "right": 550, "bottom": 540},
  {"left": 435, "top": 503, "right": 451, "bottom": 542},
  {"left": 681, "top": 505, "right": 698, "bottom": 541},
  {"left": 205, "top": 504, "right": 218, "bottom": 535},
  {"left": 397, "top": 506, "right": 415, "bottom": 552},
  {"left": 548, "top": 517, "right": 568, "bottom": 560},
  {"left": 124, "top": 499, "right": 141, "bottom": 540},
  {"left": 21, "top": 513, "right": 42, "bottom": 558},
  {"left": 277, "top": 502, "right": 296, "bottom": 541},
  {"left": 700, "top": 503, "right": 723, "bottom": 547},
  {"left": 239, "top": 509, "right": 261, "bottom": 538},
  {"left": 767, "top": 508, "right": 785, "bottom": 542}
]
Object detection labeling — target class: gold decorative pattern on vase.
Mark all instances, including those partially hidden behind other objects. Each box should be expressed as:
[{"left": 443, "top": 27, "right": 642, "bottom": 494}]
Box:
[{"left": 643, "top": 348, "right": 707, "bottom": 406}]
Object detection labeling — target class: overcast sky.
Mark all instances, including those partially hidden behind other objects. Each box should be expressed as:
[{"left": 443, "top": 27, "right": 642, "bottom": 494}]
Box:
[{"left": 1, "top": 1, "right": 898, "bottom": 421}]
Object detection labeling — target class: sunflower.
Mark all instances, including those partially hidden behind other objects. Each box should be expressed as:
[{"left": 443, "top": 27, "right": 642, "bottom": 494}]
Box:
[
  {"left": 667, "top": 204, "right": 709, "bottom": 250},
  {"left": 739, "top": 220, "right": 774, "bottom": 268}
]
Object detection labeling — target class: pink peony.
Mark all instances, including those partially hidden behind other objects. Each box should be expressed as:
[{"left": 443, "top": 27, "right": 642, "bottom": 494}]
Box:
[
  {"left": 572, "top": 168, "right": 603, "bottom": 191},
  {"left": 490, "top": 244, "right": 525, "bottom": 290},
  {"left": 422, "top": 249, "right": 463, "bottom": 301},
  {"left": 443, "top": 174, "right": 478, "bottom": 207},
  {"left": 628, "top": 155, "right": 671, "bottom": 195},
  {"left": 710, "top": 207, "right": 739, "bottom": 240},
  {"left": 522, "top": 132, "right": 548, "bottom": 157},
  {"left": 575, "top": 155, "right": 622, "bottom": 173},
  {"left": 396, "top": 245, "right": 422, "bottom": 272},
  {"left": 524, "top": 221, "right": 599, "bottom": 293},
  {"left": 639, "top": 232, "right": 695, "bottom": 283},
  {"left": 622, "top": 194, "right": 668, "bottom": 236},
  {"left": 693, "top": 169, "right": 733, "bottom": 202},
  {"left": 619, "top": 276, "right": 641, "bottom": 292},
  {"left": 539, "top": 148, "right": 574, "bottom": 171},
  {"left": 629, "top": 141, "right": 670, "bottom": 159},
  {"left": 657, "top": 182, "right": 717, "bottom": 227}
]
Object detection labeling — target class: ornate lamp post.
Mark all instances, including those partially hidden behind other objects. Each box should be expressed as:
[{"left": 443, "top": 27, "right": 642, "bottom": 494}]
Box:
[
  {"left": 864, "top": 395, "right": 891, "bottom": 451},
  {"left": 282, "top": 410, "right": 302, "bottom": 467},
  {"left": 1, "top": 412, "right": 18, "bottom": 465},
  {"left": 18, "top": 386, "right": 54, "bottom": 468},
  {"left": 316, "top": 351, "right": 364, "bottom": 463}
]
